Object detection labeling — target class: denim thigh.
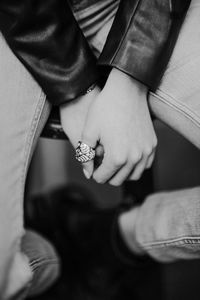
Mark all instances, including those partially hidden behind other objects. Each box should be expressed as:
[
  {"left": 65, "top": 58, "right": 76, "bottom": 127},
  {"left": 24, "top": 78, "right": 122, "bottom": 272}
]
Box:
[
  {"left": 0, "top": 32, "right": 51, "bottom": 294},
  {"left": 135, "top": 0, "right": 200, "bottom": 262},
  {"left": 149, "top": 0, "right": 200, "bottom": 149}
]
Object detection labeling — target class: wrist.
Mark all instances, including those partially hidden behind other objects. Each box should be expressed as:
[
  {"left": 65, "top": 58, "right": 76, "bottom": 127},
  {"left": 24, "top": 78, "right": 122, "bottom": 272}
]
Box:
[
  {"left": 60, "top": 85, "right": 100, "bottom": 113},
  {"left": 82, "top": 82, "right": 97, "bottom": 95},
  {"left": 108, "top": 68, "right": 148, "bottom": 94}
]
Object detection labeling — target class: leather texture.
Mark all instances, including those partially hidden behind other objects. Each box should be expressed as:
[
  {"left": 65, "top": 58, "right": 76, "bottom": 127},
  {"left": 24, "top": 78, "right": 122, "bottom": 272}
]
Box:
[
  {"left": 0, "top": 0, "right": 99, "bottom": 105},
  {"left": 0, "top": 0, "right": 191, "bottom": 105},
  {"left": 99, "top": 0, "right": 191, "bottom": 91}
]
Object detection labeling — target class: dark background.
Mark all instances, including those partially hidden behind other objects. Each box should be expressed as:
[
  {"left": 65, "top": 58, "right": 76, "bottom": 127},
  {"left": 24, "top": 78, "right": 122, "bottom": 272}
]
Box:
[{"left": 27, "top": 119, "right": 200, "bottom": 299}]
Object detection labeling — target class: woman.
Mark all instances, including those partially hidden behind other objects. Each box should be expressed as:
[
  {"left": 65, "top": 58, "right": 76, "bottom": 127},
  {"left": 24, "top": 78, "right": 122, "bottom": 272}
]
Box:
[{"left": 0, "top": 0, "right": 189, "bottom": 298}]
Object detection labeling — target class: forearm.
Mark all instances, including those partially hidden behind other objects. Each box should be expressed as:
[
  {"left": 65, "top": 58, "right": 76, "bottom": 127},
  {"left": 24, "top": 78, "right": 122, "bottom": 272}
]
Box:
[{"left": 60, "top": 85, "right": 101, "bottom": 148}]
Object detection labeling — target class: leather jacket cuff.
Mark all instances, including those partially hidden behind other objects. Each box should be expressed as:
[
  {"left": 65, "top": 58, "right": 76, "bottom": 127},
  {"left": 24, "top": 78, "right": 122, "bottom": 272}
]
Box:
[
  {"left": 47, "top": 59, "right": 100, "bottom": 106},
  {"left": 98, "top": 0, "right": 191, "bottom": 91},
  {"left": 0, "top": 0, "right": 99, "bottom": 106}
]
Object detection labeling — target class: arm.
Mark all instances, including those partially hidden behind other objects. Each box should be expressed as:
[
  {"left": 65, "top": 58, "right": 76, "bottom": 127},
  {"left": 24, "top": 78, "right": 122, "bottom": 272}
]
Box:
[
  {"left": 0, "top": 0, "right": 99, "bottom": 105},
  {"left": 81, "top": 0, "right": 191, "bottom": 185},
  {"left": 98, "top": 0, "right": 191, "bottom": 91}
]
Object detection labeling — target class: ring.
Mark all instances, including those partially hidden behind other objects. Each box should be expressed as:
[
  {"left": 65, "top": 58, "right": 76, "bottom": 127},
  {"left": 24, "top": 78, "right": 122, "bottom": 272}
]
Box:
[{"left": 75, "top": 141, "right": 95, "bottom": 163}]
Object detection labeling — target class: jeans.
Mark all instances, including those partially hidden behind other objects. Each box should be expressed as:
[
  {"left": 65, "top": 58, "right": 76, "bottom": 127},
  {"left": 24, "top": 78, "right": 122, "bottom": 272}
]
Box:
[
  {"left": 127, "top": 0, "right": 200, "bottom": 263},
  {"left": 0, "top": 33, "right": 60, "bottom": 298},
  {"left": 0, "top": 1, "right": 119, "bottom": 297},
  {"left": 21, "top": 231, "right": 60, "bottom": 298}
]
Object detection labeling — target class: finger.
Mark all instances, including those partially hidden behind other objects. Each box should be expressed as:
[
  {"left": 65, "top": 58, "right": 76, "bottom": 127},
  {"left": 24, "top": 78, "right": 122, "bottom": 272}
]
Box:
[
  {"left": 129, "top": 156, "right": 147, "bottom": 181},
  {"left": 94, "top": 144, "right": 104, "bottom": 169},
  {"left": 109, "top": 162, "right": 134, "bottom": 186},
  {"left": 81, "top": 121, "right": 99, "bottom": 179},
  {"left": 93, "top": 153, "right": 126, "bottom": 184},
  {"left": 82, "top": 161, "right": 94, "bottom": 179},
  {"left": 95, "top": 144, "right": 104, "bottom": 157},
  {"left": 146, "top": 150, "right": 156, "bottom": 169}
]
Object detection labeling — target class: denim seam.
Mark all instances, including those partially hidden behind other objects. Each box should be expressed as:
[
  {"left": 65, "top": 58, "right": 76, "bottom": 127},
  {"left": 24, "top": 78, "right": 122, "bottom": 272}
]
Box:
[
  {"left": 14, "top": 90, "right": 46, "bottom": 295},
  {"left": 20, "top": 90, "right": 46, "bottom": 201},
  {"left": 142, "top": 236, "right": 200, "bottom": 250},
  {"left": 150, "top": 90, "right": 200, "bottom": 127}
]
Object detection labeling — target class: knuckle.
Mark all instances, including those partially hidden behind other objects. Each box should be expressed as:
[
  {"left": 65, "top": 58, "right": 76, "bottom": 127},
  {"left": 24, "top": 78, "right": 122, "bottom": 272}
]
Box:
[
  {"left": 143, "top": 144, "right": 154, "bottom": 156},
  {"left": 143, "top": 138, "right": 158, "bottom": 156},
  {"left": 112, "top": 154, "right": 126, "bottom": 167},
  {"left": 129, "top": 151, "right": 142, "bottom": 164}
]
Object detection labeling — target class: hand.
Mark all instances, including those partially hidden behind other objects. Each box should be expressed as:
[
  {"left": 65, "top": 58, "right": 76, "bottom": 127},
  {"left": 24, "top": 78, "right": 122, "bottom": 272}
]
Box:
[
  {"left": 60, "top": 85, "right": 100, "bottom": 149},
  {"left": 81, "top": 68, "right": 157, "bottom": 186}
]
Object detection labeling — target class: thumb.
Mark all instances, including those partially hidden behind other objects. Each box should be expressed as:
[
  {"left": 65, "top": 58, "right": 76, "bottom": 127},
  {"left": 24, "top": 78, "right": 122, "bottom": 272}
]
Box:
[{"left": 81, "top": 121, "right": 99, "bottom": 179}]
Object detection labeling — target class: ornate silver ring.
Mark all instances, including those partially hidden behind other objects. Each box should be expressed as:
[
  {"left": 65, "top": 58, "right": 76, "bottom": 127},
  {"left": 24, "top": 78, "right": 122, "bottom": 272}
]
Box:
[{"left": 75, "top": 141, "right": 95, "bottom": 163}]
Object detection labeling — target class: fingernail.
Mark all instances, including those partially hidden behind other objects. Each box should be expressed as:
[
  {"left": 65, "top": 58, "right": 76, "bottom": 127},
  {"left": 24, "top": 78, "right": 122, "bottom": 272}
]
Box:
[{"left": 83, "top": 169, "right": 91, "bottom": 179}]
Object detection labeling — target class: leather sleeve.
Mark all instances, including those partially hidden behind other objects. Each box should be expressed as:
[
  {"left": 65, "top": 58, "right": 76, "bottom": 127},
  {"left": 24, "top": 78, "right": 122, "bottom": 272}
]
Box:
[
  {"left": 98, "top": 0, "right": 191, "bottom": 91},
  {"left": 0, "top": 0, "right": 99, "bottom": 105}
]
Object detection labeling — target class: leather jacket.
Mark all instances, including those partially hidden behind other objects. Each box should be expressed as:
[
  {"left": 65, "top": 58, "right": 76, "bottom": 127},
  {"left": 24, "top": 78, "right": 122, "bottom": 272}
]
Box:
[{"left": 0, "top": 0, "right": 191, "bottom": 105}]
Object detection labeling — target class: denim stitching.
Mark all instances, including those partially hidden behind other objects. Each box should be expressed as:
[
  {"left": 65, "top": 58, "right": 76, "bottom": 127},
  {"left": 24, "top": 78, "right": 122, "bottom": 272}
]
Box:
[
  {"left": 20, "top": 90, "right": 46, "bottom": 200},
  {"left": 150, "top": 90, "right": 200, "bottom": 127},
  {"left": 27, "top": 258, "right": 58, "bottom": 299},
  {"left": 29, "top": 257, "right": 58, "bottom": 265},
  {"left": 30, "top": 258, "right": 58, "bottom": 271},
  {"left": 142, "top": 236, "right": 200, "bottom": 250},
  {"left": 11, "top": 90, "right": 47, "bottom": 297}
]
